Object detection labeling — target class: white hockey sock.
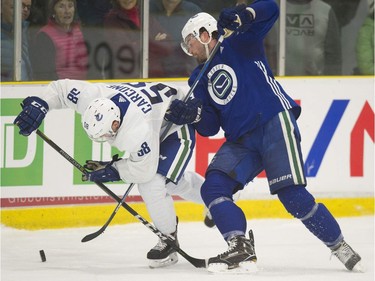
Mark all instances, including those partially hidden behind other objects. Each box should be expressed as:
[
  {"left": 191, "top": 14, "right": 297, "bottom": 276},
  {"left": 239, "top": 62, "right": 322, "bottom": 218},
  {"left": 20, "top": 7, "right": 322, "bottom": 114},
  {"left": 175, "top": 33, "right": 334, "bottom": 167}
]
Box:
[
  {"left": 166, "top": 171, "right": 205, "bottom": 204},
  {"left": 138, "top": 174, "right": 177, "bottom": 234}
]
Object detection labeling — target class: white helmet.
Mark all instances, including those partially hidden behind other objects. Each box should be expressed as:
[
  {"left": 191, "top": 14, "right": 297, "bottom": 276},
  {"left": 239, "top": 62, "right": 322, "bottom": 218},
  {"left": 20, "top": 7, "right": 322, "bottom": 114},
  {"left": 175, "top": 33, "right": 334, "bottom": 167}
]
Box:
[
  {"left": 82, "top": 98, "right": 121, "bottom": 142},
  {"left": 181, "top": 12, "right": 217, "bottom": 56}
]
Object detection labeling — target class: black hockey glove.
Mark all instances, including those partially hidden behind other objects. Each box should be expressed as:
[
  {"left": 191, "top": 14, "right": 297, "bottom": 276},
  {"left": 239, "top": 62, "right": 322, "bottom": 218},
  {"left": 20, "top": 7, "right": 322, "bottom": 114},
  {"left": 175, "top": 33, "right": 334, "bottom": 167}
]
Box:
[
  {"left": 165, "top": 98, "right": 202, "bottom": 125},
  {"left": 13, "top": 96, "right": 49, "bottom": 136},
  {"left": 82, "top": 154, "right": 121, "bottom": 183},
  {"left": 218, "top": 4, "right": 255, "bottom": 38}
]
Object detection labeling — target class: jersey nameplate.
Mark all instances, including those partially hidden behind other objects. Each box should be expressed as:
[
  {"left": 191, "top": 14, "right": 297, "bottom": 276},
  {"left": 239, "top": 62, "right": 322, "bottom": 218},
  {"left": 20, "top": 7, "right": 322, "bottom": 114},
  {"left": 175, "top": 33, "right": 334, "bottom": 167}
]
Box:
[{"left": 107, "top": 84, "right": 152, "bottom": 114}]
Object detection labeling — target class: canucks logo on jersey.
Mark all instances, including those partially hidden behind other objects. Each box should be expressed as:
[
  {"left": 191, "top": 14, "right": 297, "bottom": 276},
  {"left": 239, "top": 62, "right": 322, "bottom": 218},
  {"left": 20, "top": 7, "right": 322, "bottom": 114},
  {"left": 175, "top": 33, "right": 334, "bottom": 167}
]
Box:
[
  {"left": 95, "top": 113, "right": 103, "bottom": 121},
  {"left": 207, "top": 64, "right": 238, "bottom": 105}
]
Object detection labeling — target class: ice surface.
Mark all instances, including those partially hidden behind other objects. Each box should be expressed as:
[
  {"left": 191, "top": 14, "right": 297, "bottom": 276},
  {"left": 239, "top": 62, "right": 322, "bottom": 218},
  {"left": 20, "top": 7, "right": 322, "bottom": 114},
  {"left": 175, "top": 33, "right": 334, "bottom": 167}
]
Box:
[{"left": 1, "top": 217, "right": 374, "bottom": 281}]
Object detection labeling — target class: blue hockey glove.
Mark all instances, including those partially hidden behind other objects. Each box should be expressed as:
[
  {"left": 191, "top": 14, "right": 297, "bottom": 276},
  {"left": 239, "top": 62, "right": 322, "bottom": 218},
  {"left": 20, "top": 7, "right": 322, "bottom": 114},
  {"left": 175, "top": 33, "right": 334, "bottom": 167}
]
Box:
[
  {"left": 217, "top": 4, "right": 254, "bottom": 38},
  {"left": 13, "top": 96, "right": 49, "bottom": 136},
  {"left": 165, "top": 98, "right": 202, "bottom": 125},
  {"left": 82, "top": 154, "right": 121, "bottom": 182}
]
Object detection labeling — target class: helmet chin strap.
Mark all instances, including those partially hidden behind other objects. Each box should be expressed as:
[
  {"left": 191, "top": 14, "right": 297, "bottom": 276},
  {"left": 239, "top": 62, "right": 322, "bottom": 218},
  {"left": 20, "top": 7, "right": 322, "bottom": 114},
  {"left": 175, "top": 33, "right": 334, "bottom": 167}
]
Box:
[
  {"left": 198, "top": 33, "right": 212, "bottom": 62},
  {"left": 204, "top": 44, "right": 210, "bottom": 61}
]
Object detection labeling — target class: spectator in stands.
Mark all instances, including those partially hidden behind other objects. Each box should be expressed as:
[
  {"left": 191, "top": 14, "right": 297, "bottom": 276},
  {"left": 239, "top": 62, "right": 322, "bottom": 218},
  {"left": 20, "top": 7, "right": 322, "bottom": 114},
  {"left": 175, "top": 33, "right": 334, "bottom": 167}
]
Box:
[
  {"left": 31, "top": 0, "right": 88, "bottom": 80},
  {"left": 102, "top": 0, "right": 141, "bottom": 78},
  {"left": 27, "top": 0, "right": 49, "bottom": 42},
  {"left": 356, "top": 0, "right": 374, "bottom": 75},
  {"left": 77, "top": 0, "right": 112, "bottom": 27},
  {"left": 28, "top": 0, "right": 49, "bottom": 26},
  {"left": 101, "top": 0, "right": 171, "bottom": 78},
  {"left": 104, "top": 0, "right": 139, "bottom": 29},
  {"left": 149, "top": 0, "right": 202, "bottom": 78},
  {"left": 322, "top": 0, "right": 361, "bottom": 29},
  {"left": 189, "top": 0, "right": 233, "bottom": 18},
  {"left": 1, "top": 0, "right": 33, "bottom": 81},
  {"left": 285, "top": 0, "right": 342, "bottom": 75}
]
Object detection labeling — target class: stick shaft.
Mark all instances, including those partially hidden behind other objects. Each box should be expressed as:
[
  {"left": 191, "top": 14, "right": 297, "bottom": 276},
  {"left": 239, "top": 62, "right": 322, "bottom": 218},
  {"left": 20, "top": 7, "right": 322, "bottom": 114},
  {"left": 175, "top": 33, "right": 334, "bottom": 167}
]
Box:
[
  {"left": 161, "top": 35, "right": 224, "bottom": 141},
  {"left": 36, "top": 129, "right": 206, "bottom": 268},
  {"left": 81, "top": 183, "right": 134, "bottom": 242}
]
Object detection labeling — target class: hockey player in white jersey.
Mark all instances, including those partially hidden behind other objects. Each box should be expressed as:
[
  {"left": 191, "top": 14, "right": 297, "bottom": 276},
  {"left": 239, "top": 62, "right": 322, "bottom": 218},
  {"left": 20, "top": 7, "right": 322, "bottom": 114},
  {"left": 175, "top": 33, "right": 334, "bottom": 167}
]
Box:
[{"left": 13, "top": 79, "right": 205, "bottom": 268}]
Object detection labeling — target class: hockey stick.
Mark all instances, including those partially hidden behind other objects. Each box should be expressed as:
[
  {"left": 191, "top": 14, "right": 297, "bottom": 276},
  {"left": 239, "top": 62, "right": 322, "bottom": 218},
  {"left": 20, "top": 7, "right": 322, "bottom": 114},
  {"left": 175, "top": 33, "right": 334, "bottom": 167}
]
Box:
[
  {"left": 81, "top": 52, "right": 224, "bottom": 241},
  {"left": 64, "top": 40, "right": 220, "bottom": 243},
  {"left": 35, "top": 129, "right": 207, "bottom": 268},
  {"left": 161, "top": 35, "right": 224, "bottom": 141},
  {"left": 81, "top": 182, "right": 134, "bottom": 242},
  {"left": 82, "top": 36, "right": 222, "bottom": 240},
  {"left": 84, "top": 38, "right": 224, "bottom": 241},
  {"left": 84, "top": 35, "right": 225, "bottom": 241}
]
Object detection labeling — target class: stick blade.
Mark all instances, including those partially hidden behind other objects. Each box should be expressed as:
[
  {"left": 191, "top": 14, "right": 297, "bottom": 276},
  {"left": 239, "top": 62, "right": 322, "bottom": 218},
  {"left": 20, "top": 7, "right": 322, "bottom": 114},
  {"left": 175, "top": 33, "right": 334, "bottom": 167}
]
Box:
[
  {"left": 81, "top": 230, "right": 104, "bottom": 243},
  {"left": 188, "top": 257, "right": 207, "bottom": 268}
]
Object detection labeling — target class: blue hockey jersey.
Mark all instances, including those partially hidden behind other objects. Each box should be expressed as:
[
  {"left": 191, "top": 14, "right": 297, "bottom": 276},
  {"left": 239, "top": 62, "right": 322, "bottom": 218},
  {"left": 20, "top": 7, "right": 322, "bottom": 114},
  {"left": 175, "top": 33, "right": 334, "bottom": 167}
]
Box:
[{"left": 190, "top": 0, "right": 301, "bottom": 142}]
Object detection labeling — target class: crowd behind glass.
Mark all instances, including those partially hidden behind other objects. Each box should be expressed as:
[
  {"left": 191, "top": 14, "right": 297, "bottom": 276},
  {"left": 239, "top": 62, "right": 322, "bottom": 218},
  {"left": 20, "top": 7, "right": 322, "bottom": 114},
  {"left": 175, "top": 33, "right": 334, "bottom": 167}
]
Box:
[{"left": 1, "top": 0, "right": 374, "bottom": 82}]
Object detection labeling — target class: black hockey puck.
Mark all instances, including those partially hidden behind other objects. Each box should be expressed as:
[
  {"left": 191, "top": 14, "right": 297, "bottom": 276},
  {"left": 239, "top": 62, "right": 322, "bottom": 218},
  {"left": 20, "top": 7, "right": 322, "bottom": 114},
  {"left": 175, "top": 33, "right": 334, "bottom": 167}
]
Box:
[{"left": 39, "top": 250, "right": 46, "bottom": 262}]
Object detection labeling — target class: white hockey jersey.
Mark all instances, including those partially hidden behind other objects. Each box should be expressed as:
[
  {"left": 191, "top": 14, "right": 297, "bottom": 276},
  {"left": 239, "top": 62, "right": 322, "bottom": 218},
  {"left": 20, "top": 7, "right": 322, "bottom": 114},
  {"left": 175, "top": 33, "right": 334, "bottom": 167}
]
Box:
[{"left": 39, "top": 79, "right": 187, "bottom": 183}]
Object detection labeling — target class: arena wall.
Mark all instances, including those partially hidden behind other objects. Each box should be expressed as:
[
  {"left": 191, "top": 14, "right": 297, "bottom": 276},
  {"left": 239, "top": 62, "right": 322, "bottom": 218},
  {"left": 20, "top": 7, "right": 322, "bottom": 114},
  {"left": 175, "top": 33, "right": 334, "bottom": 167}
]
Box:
[{"left": 1, "top": 77, "right": 374, "bottom": 229}]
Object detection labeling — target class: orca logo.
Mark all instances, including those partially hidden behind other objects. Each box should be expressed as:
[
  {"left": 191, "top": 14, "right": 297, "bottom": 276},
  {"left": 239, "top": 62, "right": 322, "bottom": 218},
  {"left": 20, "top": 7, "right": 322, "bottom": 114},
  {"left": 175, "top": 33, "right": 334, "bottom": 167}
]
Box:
[
  {"left": 95, "top": 113, "right": 103, "bottom": 121},
  {"left": 207, "top": 64, "right": 238, "bottom": 105},
  {"left": 159, "top": 155, "right": 167, "bottom": 160},
  {"left": 212, "top": 72, "right": 232, "bottom": 98}
]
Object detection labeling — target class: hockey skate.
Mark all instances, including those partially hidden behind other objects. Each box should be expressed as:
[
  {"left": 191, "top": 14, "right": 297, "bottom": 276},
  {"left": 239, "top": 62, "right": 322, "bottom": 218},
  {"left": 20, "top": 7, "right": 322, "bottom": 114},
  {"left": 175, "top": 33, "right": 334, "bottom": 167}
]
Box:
[
  {"left": 207, "top": 230, "right": 257, "bottom": 273},
  {"left": 331, "top": 240, "right": 364, "bottom": 272},
  {"left": 147, "top": 222, "right": 179, "bottom": 268}
]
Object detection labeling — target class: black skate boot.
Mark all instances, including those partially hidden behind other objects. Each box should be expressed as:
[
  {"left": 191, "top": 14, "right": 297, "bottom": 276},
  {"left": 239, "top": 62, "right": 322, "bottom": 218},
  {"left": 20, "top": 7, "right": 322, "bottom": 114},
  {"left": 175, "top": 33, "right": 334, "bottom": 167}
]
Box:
[
  {"left": 207, "top": 230, "right": 257, "bottom": 273},
  {"left": 331, "top": 240, "right": 363, "bottom": 272},
  {"left": 147, "top": 220, "right": 179, "bottom": 268}
]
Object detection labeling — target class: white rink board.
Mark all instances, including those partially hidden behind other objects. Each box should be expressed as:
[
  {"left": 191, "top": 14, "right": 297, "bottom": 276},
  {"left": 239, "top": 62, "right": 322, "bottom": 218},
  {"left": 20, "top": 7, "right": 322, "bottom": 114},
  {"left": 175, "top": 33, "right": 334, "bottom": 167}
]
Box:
[{"left": 1, "top": 77, "right": 374, "bottom": 200}]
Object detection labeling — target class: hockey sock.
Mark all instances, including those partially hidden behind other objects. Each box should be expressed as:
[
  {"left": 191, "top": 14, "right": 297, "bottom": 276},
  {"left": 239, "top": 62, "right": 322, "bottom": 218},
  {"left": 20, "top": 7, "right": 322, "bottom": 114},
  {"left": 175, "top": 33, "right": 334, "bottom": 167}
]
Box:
[
  {"left": 138, "top": 174, "right": 177, "bottom": 234},
  {"left": 277, "top": 185, "right": 343, "bottom": 247},
  {"left": 210, "top": 200, "right": 247, "bottom": 240},
  {"left": 301, "top": 202, "right": 343, "bottom": 247},
  {"left": 201, "top": 171, "right": 247, "bottom": 240},
  {"left": 166, "top": 171, "right": 205, "bottom": 204}
]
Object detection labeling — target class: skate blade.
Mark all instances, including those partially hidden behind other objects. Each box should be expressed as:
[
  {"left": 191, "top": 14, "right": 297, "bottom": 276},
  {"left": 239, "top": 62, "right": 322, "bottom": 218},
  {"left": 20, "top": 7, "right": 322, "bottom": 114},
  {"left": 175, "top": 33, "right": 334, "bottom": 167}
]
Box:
[
  {"left": 207, "top": 261, "right": 258, "bottom": 274},
  {"left": 352, "top": 261, "right": 366, "bottom": 273},
  {"left": 148, "top": 252, "right": 178, "bottom": 268}
]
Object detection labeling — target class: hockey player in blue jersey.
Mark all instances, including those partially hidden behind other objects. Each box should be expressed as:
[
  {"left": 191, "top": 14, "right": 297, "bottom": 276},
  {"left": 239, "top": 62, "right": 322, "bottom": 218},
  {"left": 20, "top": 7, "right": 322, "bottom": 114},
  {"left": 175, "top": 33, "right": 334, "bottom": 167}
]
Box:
[{"left": 165, "top": 0, "right": 363, "bottom": 273}]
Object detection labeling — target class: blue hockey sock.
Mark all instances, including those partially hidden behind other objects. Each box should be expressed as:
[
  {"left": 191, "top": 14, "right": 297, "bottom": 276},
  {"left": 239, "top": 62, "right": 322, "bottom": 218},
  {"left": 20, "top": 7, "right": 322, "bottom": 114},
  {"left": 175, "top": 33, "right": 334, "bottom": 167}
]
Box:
[
  {"left": 301, "top": 203, "right": 343, "bottom": 247},
  {"left": 278, "top": 185, "right": 343, "bottom": 247},
  {"left": 201, "top": 171, "right": 247, "bottom": 240},
  {"left": 210, "top": 199, "right": 247, "bottom": 240}
]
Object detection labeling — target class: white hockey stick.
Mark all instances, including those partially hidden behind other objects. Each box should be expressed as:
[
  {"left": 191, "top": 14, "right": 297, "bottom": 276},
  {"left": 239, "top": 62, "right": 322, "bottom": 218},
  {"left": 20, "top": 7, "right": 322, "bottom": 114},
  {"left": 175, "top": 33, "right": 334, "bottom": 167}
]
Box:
[{"left": 36, "top": 129, "right": 206, "bottom": 268}]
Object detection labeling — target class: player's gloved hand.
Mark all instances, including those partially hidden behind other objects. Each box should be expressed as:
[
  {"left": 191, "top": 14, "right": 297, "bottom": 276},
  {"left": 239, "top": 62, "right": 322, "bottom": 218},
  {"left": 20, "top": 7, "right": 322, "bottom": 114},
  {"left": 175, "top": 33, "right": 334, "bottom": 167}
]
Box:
[
  {"left": 165, "top": 98, "right": 202, "bottom": 125},
  {"left": 82, "top": 154, "right": 121, "bottom": 182},
  {"left": 13, "top": 96, "right": 49, "bottom": 136},
  {"left": 217, "top": 4, "right": 255, "bottom": 38}
]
